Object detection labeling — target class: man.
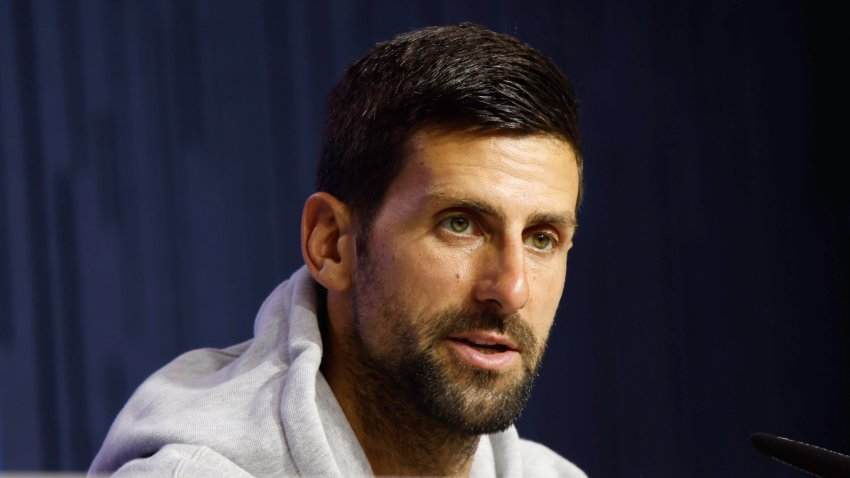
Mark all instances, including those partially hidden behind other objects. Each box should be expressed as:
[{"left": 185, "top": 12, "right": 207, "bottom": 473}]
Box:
[{"left": 90, "top": 23, "right": 585, "bottom": 477}]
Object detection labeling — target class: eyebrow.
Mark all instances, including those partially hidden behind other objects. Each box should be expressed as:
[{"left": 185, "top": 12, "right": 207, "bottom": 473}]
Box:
[{"left": 424, "top": 192, "right": 578, "bottom": 229}]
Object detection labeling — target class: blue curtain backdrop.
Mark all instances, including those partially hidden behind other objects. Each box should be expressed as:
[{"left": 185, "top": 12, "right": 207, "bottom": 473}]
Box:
[{"left": 1, "top": 0, "right": 848, "bottom": 475}]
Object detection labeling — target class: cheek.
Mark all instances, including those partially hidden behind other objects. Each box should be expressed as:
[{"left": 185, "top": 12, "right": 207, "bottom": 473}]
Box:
[
  {"left": 393, "top": 241, "right": 473, "bottom": 293},
  {"left": 356, "top": 245, "right": 463, "bottom": 345},
  {"left": 527, "top": 264, "right": 567, "bottom": 333}
]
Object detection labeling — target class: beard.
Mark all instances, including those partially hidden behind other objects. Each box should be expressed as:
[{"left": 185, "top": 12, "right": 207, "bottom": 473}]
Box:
[{"left": 350, "top": 253, "right": 548, "bottom": 435}]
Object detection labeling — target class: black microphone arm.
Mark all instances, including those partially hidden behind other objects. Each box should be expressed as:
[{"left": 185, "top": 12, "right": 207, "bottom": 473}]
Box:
[{"left": 751, "top": 432, "right": 850, "bottom": 477}]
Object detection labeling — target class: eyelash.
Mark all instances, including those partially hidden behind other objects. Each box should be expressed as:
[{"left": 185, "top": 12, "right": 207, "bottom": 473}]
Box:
[{"left": 438, "top": 215, "right": 560, "bottom": 252}]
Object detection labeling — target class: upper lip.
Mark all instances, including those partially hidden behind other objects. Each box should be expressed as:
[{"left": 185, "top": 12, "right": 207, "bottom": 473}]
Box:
[{"left": 448, "top": 331, "right": 519, "bottom": 352}]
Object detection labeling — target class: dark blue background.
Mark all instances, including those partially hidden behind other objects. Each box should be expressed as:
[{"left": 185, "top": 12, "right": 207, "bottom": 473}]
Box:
[{"left": 1, "top": 0, "right": 847, "bottom": 476}]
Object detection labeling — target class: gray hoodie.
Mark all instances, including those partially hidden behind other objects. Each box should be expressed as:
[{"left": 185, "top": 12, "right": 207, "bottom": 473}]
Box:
[{"left": 89, "top": 267, "right": 586, "bottom": 477}]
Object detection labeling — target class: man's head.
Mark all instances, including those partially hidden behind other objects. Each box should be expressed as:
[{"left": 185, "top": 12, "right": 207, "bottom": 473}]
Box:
[{"left": 303, "top": 23, "right": 581, "bottom": 438}]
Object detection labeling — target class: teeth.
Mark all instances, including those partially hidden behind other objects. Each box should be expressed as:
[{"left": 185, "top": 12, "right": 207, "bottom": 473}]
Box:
[
  {"left": 462, "top": 338, "right": 509, "bottom": 352},
  {"left": 470, "top": 339, "right": 495, "bottom": 346}
]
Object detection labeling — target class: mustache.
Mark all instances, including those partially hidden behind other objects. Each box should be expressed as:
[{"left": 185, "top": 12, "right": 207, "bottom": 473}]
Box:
[{"left": 422, "top": 307, "right": 538, "bottom": 355}]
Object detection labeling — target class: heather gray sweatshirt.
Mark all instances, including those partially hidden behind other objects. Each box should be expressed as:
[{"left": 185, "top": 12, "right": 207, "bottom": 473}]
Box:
[{"left": 89, "top": 267, "right": 586, "bottom": 477}]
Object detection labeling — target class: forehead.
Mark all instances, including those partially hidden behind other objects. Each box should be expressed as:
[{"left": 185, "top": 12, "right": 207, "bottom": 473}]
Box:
[{"left": 384, "top": 129, "right": 580, "bottom": 220}]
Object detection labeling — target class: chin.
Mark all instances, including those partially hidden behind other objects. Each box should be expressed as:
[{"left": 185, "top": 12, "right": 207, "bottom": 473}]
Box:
[{"left": 403, "top": 347, "right": 539, "bottom": 435}]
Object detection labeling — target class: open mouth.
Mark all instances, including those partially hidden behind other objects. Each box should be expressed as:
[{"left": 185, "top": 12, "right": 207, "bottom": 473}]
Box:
[
  {"left": 445, "top": 332, "right": 520, "bottom": 370},
  {"left": 450, "top": 338, "right": 512, "bottom": 354}
]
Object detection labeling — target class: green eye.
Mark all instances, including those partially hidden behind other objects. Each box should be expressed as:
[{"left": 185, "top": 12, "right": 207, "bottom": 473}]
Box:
[
  {"left": 448, "top": 216, "right": 471, "bottom": 233},
  {"left": 443, "top": 216, "right": 472, "bottom": 234},
  {"left": 530, "top": 233, "right": 553, "bottom": 250}
]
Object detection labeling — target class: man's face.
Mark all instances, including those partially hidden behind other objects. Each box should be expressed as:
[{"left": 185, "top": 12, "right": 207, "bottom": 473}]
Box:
[{"left": 350, "top": 128, "right": 580, "bottom": 434}]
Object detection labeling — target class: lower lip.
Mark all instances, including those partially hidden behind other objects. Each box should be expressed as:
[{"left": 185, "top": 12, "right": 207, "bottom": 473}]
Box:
[{"left": 447, "top": 339, "right": 519, "bottom": 371}]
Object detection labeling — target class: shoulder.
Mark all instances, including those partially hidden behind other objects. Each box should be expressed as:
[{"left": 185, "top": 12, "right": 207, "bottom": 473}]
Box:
[
  {"left": 518, "top": 439, "right": 588, "bottom": 478},
  {"left": 146, "top": 342, "right": 251, "bottom": 385},
  {"left": 90, "top": 340, "right": 292, "bottom": 476},
  {"left": 107, "top": 444, "right": 255, "bottom": 478}
]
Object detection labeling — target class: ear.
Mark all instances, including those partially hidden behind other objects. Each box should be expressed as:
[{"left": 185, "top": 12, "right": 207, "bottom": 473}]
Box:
[{"left": 301, "top": 192, "right": 357, "bottom": 292}]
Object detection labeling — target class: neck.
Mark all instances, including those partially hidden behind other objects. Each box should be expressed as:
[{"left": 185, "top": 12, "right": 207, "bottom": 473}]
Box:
[{"left": 320, "top": 294, "right": 479, "bottom": 476}]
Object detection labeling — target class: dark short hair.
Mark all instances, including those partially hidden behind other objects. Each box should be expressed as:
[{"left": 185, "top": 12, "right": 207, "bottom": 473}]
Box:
[{"left": 317, "top": 23, "right": 582, "bottom": 230}]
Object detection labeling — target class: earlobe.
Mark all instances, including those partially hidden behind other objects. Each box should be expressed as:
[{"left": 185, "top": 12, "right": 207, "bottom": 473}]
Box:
[{"left": 301, "top": 192, "right": 356, "bottom": 292}]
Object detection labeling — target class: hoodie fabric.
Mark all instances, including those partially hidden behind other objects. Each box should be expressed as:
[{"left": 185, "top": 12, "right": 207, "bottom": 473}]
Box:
[{"left": 89, "top": 266, "right": 586, "bottom": 477}]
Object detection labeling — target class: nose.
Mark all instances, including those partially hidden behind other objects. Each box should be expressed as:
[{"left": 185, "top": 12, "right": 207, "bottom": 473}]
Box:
[{"left": 473, "top": 237, "right": 529, "bottom": 313}]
